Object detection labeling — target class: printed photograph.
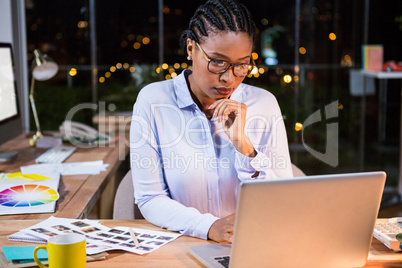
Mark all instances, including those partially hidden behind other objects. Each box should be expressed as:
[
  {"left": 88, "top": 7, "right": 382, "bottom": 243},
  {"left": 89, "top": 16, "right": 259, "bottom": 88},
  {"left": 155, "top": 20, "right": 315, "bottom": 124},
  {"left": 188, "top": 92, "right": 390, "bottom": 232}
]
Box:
[
  {"left": 81, "top": 227, "right": 101, "bottom": 233},
  {"left": 31, "top": 228, "right": 50, "bottom": 233},
  {"left": 85, "top": 235, "right": 103, "bottom": 241},
  {"left": 104, "top": 240, "right": 119, "bottom": 245},
  {"left": 120, "top": 243, "right": 136, "bottom": 248},
  {"left": 140, "top": 234, "right": 156, "bottom": 239},
  {"left": 123, "top": 231, "right": 141, "bottom": 236},
  {"left": 127, "top": 239, "right": 144, "bottom": 244},
  {"left": 97, "top": 232, "right": 114, "bottom": 238},
  {"left": 108, "top": 229, "right": 125, "bottom": 234},
  {"left": 44, "top": 232, "right": 57, "bottom": 236},
  {"left": 51, "top": 225, "right": 70, "bottom": 231},
  {"left": 138, "top": 246, "right": 153, "bottom": 252},
  {"left": 146, "top": 241, "right": 164, "bottom": 246},
  {"left": 156, "top": 236, "right": 173, "bottom": 241},
  {"left": 114, "top": 236, "right": 130, "bottom": 241},
  {"left": 71, "top": 221, "right": 90, "bottom": 227}
]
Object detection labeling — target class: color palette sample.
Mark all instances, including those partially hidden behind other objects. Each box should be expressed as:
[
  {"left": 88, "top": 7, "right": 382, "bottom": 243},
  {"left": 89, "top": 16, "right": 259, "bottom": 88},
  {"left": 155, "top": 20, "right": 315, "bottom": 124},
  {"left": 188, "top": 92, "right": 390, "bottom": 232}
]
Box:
[{"left": 0, "top": 184, "right": 59, "bottom": 207}]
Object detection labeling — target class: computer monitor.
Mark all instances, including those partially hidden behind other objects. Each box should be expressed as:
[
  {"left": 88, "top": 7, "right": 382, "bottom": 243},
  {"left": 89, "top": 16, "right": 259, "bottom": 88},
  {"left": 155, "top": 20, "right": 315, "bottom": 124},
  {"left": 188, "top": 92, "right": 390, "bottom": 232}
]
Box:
[{"left": 0, "top": 43, "right": 22, "bottom": 158}]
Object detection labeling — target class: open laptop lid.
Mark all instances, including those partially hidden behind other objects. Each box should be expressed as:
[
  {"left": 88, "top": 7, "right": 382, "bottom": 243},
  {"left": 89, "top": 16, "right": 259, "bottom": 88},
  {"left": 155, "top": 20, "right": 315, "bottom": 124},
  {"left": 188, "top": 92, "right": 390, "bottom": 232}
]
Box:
[{"left": 229, "top": 171, "right": 386, "bottom": 268}]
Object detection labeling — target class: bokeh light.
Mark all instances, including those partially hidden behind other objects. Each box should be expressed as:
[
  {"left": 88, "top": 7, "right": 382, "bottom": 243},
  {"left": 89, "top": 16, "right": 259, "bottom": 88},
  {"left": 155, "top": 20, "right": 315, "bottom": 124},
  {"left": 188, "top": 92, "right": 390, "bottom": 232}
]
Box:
[
  {"left": 252, "top": 52, "right": 259, "bottom": 60},
  {"left": 142, "top": 37, "right": 150, "bottom": 45},
  {"left": 69, "top": 68, "right": 77, "bottom": 76},
  {"left": 295, "top": 122, "right": 303, "bottom": 131},
  {"left": 133, "top": 42, "right": 141, "bottom": 49},
  {"left": 283, "top": 75, "right": 292, "bottom": 83}
]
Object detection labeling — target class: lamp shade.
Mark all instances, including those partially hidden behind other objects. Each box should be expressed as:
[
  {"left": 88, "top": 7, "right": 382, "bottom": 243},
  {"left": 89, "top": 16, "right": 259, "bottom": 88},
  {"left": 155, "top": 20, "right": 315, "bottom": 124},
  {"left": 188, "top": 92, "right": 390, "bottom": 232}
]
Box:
[{"left": 32, "top": 49, "right": 58, "bottom": 81}]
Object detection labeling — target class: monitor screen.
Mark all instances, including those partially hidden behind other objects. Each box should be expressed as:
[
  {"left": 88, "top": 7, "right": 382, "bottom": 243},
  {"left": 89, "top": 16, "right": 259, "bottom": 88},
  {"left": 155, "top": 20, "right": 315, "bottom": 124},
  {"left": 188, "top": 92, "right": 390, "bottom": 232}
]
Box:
[{"left": 0, "top": 43, "right": 18, "bottom": 123}]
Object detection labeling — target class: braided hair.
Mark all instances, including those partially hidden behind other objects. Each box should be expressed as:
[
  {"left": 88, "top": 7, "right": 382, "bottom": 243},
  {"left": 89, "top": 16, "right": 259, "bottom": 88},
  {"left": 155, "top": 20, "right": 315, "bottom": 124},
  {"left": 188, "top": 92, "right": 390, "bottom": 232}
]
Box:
[{"left": 180, "top": 0, "right": 256, "bottom": 57}]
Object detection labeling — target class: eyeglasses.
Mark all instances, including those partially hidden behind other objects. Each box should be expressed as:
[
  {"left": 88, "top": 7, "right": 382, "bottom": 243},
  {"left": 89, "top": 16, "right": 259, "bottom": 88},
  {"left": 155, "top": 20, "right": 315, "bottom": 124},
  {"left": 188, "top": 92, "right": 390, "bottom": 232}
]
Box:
[{"left": 195, "top": 43, "right": 256, "bottom": 78}]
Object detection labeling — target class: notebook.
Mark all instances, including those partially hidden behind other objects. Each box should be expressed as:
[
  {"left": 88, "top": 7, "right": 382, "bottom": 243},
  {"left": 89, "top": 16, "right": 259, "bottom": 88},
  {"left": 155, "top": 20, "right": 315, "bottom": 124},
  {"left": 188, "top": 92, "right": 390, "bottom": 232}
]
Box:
[{"left": 190, "top": 171, "right": 386, "bottom": 268}]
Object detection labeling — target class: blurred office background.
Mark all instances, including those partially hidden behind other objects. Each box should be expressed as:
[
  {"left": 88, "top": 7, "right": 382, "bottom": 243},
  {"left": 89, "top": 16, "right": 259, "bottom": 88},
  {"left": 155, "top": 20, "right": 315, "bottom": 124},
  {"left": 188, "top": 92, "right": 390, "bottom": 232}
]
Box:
[{"left": 1, "top": 0, "right": 402, "bottom": 204}]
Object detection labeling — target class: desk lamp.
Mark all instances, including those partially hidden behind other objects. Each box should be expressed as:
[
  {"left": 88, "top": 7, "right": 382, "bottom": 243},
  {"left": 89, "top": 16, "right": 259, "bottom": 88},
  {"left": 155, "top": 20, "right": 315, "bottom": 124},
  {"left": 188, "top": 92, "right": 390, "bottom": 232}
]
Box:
[{"left": 29, "top": 49, "right": 58, "bottom": 145}]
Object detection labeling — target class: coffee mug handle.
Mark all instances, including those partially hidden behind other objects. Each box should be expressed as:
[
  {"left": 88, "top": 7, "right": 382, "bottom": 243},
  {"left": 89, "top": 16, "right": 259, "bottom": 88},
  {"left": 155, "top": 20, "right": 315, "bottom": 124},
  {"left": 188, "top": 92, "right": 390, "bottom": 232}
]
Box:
[{"left": 33, "top": 245, "right": 49, "bottom": 268}]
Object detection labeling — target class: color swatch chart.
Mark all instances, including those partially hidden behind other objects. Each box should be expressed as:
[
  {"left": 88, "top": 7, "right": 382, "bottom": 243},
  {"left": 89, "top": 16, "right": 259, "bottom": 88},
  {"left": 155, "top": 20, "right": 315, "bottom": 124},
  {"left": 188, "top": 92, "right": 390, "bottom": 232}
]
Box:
[{"left": 0, "top": 184, "right": 59, "bottom": 207}]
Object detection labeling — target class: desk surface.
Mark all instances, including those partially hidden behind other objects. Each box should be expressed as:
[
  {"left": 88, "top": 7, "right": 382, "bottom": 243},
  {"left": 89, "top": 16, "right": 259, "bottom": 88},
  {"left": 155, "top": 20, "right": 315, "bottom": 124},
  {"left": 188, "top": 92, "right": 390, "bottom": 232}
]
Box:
[
  {"left": 0, "top": 219, "right": 401, "bottom": 267},
  {"left": 0, "top": 133, "right": 128, "bottom": 220},
  {"left": 361, "top": 70, "right": 402, "bottom": 79}
]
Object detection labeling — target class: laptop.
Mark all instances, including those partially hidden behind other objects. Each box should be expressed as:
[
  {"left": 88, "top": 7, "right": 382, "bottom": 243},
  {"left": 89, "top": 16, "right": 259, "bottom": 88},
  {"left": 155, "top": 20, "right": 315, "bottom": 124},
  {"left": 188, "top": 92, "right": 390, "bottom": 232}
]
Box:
[{"left": 190, "top": 171, "right": 386, "bottom": 268}]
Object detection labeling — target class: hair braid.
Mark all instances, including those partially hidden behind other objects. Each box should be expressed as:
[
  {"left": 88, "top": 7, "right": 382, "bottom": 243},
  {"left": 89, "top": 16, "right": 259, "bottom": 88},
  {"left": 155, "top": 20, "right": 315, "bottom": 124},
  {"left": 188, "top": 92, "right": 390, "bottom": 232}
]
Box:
[{"left": 179, "top": 0, "right": 256, "bottom": 57}]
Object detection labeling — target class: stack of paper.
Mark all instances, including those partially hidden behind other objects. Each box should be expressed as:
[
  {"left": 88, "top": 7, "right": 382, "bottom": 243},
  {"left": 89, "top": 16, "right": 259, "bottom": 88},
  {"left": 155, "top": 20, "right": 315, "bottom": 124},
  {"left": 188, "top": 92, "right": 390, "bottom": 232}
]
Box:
[
  {"left": 20, "top": 160, "right": 109, "bottom": 176},
  {"left": 8, "top": 217, "right": 182, "bottom": 255}
]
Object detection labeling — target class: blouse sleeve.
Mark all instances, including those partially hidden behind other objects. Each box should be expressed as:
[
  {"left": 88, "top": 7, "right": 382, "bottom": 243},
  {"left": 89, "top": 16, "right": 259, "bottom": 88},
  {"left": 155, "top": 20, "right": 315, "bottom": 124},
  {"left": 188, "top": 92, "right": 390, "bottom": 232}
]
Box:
[
  {"left": 129, "top": 98, "right": 218, "bottom": 240},
  {"left": 234, "top": 94, "right": 294, "bottom": 181}
]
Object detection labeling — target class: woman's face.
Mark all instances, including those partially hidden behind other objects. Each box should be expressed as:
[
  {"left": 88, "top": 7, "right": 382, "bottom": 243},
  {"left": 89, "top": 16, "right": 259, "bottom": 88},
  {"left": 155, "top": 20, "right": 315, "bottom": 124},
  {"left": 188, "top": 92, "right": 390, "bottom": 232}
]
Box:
[{"left": 187, "top": 31, "right": 253, "bottom": 109}]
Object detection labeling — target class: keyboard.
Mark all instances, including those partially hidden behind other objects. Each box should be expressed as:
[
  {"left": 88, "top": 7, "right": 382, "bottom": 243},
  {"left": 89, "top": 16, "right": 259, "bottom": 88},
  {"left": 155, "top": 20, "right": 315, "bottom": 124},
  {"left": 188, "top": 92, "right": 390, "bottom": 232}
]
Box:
[
  {"left": 35, "top": 146, "right": 76, "bottom": 164},
  {"left": 214, "top": 256, "right": 230, "bottom": 268},
  {"left": 373, "top": 218, "right": 402, "bottom": 251}
]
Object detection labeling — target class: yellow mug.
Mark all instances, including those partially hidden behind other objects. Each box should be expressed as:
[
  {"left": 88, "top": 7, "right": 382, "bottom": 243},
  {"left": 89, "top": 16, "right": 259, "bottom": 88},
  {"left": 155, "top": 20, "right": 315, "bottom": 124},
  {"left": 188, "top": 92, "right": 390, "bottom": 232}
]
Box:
[{"left": 33, "top": 234, "right": 86, "bottom": 268}]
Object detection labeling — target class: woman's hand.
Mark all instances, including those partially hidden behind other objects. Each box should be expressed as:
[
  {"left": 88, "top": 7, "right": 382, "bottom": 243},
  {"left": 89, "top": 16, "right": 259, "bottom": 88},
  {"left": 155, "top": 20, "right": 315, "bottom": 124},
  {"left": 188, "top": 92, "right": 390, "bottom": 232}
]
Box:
[
  {"left": 208, "top": 99, "right": 256, "bottom": 157},
  {"left": 208, "top": 213, "right": 235, "bottom": 242}
]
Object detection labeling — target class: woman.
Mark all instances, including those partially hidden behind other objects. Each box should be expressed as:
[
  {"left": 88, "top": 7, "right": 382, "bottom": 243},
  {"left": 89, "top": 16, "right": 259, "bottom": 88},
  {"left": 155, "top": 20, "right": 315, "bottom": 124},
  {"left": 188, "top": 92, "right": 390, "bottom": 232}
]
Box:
[{"left": 130, "top": 0, "right": 293, "bottom": 242}]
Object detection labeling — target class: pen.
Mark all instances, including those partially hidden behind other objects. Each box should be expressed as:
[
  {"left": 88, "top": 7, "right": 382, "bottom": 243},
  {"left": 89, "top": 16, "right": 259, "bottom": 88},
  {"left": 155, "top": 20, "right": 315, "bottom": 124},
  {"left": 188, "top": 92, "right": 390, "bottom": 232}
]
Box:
[{"left": 129, "top": 228, "right": 141, "bottom": 248}]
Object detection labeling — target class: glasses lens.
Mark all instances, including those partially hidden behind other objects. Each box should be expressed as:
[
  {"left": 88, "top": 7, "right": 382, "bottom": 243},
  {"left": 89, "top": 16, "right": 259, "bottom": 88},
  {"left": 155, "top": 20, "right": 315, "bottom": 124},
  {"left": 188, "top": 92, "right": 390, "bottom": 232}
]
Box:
[
  {"left": 208, "top": 60, "right": 229, "bottom": 74},
  {"left": 234, "top": 64, "right": 253, "bottom": 77},
  {"left": 207, "top": 60, "right": 254, "bottom": 77}
]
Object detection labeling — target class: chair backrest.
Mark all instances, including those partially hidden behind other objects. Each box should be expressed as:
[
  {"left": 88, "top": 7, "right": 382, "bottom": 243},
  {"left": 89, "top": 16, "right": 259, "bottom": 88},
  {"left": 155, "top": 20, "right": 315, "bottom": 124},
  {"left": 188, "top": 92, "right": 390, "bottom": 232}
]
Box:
[
  {"left": 113, "top": 170, "right": 144, "bottom": 219},
  {"left": 291, "top": 163, "right": 306, "bottom": 177}
]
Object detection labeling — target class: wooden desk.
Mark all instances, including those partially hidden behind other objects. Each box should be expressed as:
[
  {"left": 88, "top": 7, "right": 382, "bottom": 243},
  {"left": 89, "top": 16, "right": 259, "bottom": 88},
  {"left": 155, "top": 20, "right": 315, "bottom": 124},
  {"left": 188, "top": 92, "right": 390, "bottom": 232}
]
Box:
[
  {"left": 0, "top": 219, "right": 401, "bottom": 267},
  {"left": 0, "top": 133, "right": 129, "bottom": 220}
]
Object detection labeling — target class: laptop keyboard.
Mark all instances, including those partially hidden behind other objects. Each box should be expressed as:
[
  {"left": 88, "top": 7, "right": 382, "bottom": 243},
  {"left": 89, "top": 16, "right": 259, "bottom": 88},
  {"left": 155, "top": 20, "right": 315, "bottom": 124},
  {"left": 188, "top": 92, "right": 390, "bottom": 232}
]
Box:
[{"left": 214, "top": 256, "right": 230, "bottom": 268}]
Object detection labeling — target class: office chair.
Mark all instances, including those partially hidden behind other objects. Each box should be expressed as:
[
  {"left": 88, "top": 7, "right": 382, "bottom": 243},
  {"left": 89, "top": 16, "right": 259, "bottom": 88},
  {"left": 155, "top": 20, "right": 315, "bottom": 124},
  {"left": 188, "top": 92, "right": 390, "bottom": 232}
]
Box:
[
  {"left": 291, "top": 163, "right": 306, "bottom": 177},
  {"left": 113, "top": 170, "right": 144, "bottom": 220},
  {"left": 113, "top": 163, "right": 305, "bottom": 220}
]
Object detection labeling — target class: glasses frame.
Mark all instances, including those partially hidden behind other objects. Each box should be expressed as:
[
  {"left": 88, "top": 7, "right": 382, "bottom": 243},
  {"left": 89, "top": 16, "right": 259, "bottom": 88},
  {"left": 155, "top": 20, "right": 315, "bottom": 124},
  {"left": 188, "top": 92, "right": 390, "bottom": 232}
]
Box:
[{"left": 195, "top": 42, "right": 256, "bottom": 78}]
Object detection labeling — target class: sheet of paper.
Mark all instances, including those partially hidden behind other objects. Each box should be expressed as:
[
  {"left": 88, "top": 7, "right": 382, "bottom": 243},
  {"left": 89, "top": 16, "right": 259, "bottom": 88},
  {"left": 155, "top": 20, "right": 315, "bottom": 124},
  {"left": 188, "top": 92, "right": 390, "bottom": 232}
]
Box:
[
  {"left": 12, "top": 216, "right": 181, "bottom": 255},
  {"left": 20, "top": 161, "right": 109, "bottom": 176},
  {"left": 0, "top": 172, "right": 52, "bottom": 181}
]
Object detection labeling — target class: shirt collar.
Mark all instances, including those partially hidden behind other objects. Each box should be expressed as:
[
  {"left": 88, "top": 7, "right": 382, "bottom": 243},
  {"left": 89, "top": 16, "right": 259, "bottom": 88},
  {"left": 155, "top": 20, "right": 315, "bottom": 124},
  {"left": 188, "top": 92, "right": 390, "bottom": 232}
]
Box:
[
  {"left": 173, "top": 69, "right": 196, "bottom": 109},
  {"left": 172, "top": 69, "right": 244, "bottom": 108}
]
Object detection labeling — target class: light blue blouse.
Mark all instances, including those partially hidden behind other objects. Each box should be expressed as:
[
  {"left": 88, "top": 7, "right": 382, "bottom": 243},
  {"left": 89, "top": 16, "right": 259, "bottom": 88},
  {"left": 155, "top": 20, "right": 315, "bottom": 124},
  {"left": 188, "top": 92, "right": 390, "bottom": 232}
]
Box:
[{"left": 130, "top": 70, "right": 293, "bottom": 239}]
